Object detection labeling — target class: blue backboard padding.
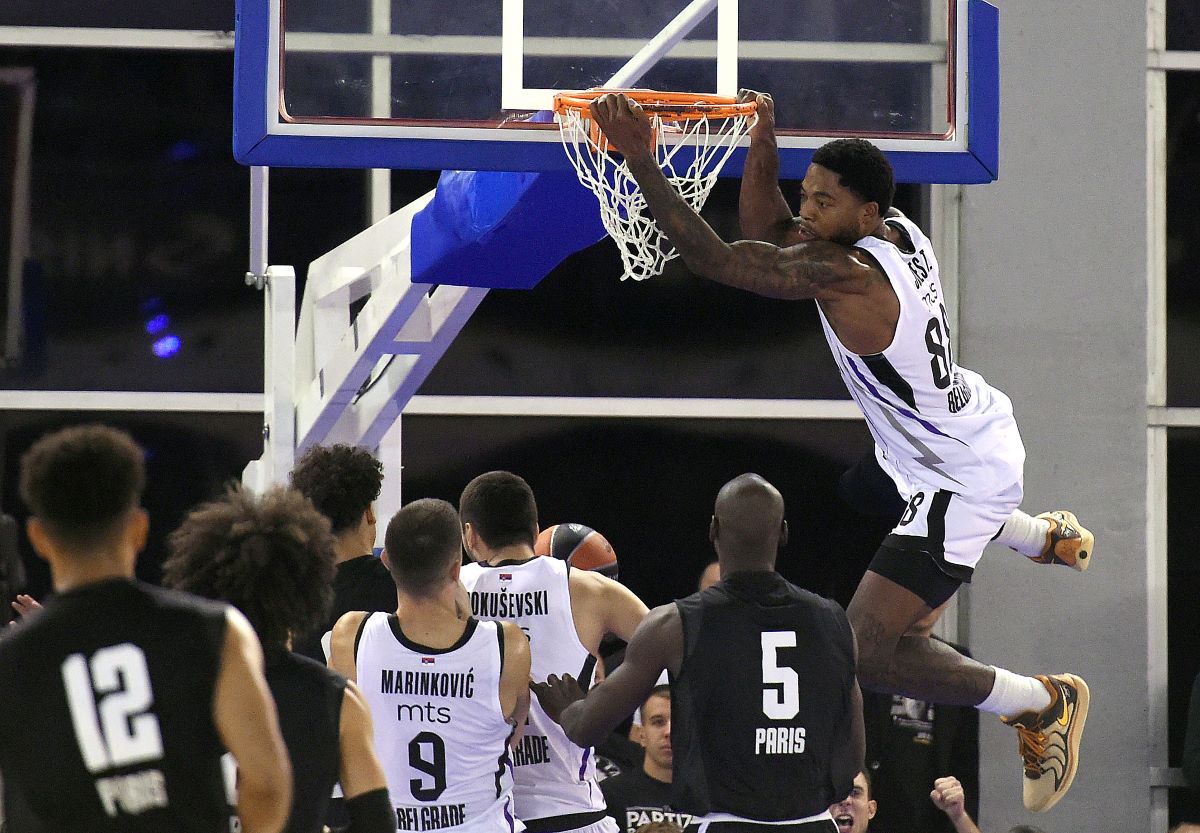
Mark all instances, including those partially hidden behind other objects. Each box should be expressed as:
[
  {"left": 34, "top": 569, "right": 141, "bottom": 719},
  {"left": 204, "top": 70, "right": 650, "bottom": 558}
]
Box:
[
  {"left": 721, "top": 148, "right": 996, "bottom": 184},
  {"left": 232, "top": 0, "right": 269, "bottom": 165},
  {"left": 233, "top": 0, "right": 999, "bottom": 183},
  {"left": 410, "top": 170, "right": 607, "bottom": 289},
  {"left": 967, "top": 0, "right": 1000, "bottom": 179}
]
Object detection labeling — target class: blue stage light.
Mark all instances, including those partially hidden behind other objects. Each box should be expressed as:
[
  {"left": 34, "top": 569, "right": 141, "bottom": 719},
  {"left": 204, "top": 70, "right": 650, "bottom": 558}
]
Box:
[{"left": 152, "top": 335, "right": 181, "bottom": 358}]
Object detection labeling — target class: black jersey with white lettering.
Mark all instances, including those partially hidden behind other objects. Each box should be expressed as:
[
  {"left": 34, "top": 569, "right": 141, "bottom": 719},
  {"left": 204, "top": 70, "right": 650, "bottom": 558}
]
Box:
[
  {"left": 600, "top": 768, "right": 692, "bottom": 833},
  {"left": 265, "top": 648, "right": 347, "bottom": 833},
  {"left": 0, "top": 579, "right": 229, "bottom": 833},
  {"left": 670, "top": 571, "right": 856, "bottom": 821}
]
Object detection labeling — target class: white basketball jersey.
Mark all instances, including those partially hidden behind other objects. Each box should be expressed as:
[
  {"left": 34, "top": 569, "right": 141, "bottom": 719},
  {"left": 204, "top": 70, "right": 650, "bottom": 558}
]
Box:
[
  {"left": 356, "top": 613, "right": 519, "bottom": 833},
  {"left": 816, "top": 212, "right": 1025, "bottom": 498},
  {"left": 460, "top": 557, "right": 606, "bottom": 823}
]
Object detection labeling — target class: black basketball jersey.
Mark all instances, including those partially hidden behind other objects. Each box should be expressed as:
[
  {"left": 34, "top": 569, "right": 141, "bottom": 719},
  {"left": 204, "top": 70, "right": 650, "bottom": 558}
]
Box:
[
  {"left": 294, "top": 554, "right": 396, "bottom": 663},
  {"left": 260, "top": 649, "right": 347, "bottom": 833},
  {"left": 671, "top": 571, "right": 856, "bottom": 821},
  {"left": 0, "top": 579, "right": 229, "bottom": 833}
]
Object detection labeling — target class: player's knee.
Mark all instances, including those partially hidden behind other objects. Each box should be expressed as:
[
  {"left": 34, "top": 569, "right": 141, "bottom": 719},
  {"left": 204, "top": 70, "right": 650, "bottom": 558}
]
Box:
[
  {"left": 906, "top": 602, "right": 947, "bottom": 638},
  {"left": 847, "top": 612, "right": 897, "bottom": 688},
  {"left": 854, "top": 647, "right": 893, "bottom": 690}
]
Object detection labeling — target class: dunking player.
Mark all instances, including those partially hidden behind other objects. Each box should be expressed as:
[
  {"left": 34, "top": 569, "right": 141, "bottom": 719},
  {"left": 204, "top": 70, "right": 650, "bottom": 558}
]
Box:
[
  {"left": 534, "top": 474, "right": 862, "bottom": 832},
  {"left": 459, "top": 472, "right": 649, "bottom": 833},
  {"left": 587, "top": 92, "right": 1089, "bottom": 812},
  {"left": 163, "top": 485, "right": 392, "bottom": 833},
  {"left": 0, "top": 425, "right": 291, "bottom": 833},
  {"left": 329, "top": 498, "right": 532, "bottom": 832}
]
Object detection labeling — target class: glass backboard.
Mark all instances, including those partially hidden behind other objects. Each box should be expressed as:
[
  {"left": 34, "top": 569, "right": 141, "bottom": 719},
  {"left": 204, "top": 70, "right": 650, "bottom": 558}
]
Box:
[{"left": 234, "top": 0, "right": 997, "bottom": 182}]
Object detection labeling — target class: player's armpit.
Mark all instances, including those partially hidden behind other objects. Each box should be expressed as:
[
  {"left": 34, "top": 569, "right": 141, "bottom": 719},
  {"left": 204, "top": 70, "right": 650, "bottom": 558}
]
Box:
[
  {"left": 598, "top": 575, "right": 649, "bottom": 644},
  {"left": 329, "top": 611, "right": 370, "bottom": 682},
  {"left": 498, "top": 621, "right": 532, "bottom": 748},
  {"left": 337, "top": 680, "right": 389, "bottom": 800},
  {"left": 213, "top": 608, "right": 291, "bottom": 833},
  {"left": 567, "top": 570, "right": 648, "bottom": 652}
]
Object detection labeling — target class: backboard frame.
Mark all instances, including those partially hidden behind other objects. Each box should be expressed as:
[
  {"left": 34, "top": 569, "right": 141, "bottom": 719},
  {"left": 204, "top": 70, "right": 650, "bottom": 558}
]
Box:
[{"left": 233, "top": 0, "right": 998, "bottom": 182}]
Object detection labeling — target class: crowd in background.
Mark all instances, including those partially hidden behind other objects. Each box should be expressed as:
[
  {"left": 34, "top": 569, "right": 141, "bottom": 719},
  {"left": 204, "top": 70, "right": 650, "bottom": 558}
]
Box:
[{"left": 0, "top": 431, "right": 1057, "bottom": 833}]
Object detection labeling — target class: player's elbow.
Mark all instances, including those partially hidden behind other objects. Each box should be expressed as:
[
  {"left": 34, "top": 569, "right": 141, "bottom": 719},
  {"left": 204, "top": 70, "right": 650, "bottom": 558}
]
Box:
[
  {"left": 237, "top": 761, "right": 292, "bottom": 833},
  {"left": 678, "top": 243, "right": 733, "bottom": 282},
  {"left": 560, "top": 709, "right": 603, "bottom": 749},
  {"left": 567, "top": 724, "right": 605, "bottom": 749},
  {"left": 852, "top": 643, "right": 894, "bottom": 693}
]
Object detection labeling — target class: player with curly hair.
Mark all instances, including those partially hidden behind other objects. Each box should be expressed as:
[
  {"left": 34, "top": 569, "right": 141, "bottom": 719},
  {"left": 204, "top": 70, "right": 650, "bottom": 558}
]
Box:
[
  {"left": 164, "top": 485, "right": 392, "bottom": 833},
  {"left": 0, "top": 424, "right": 291, "bottom": 833},
  {"left": 288, "top": 444, "right": 396, "bottom": 662}
]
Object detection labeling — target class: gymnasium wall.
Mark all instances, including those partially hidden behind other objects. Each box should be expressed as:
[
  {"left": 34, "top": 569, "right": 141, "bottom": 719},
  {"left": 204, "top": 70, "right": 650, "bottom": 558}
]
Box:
[{"left": 958, "top": 1, "right": 1148, "bottom": 829}]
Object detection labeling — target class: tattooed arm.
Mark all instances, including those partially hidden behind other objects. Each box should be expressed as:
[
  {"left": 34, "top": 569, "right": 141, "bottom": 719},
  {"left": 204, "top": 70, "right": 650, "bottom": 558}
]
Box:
[
  {"left": 591, "top": 93, "right": 870, "bottom": 300},
  {"left": 736, "top": 89, "right": 801, "bottom": 245}
]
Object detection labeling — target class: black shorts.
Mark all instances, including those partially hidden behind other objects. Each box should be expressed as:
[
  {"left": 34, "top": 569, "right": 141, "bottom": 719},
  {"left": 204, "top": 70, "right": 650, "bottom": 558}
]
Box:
[
  {"left": 837, "top": 451, "right": 906, "bottom": 521},
  {"left": 867, "top": 533, "right": 971, "bottom": 610}
]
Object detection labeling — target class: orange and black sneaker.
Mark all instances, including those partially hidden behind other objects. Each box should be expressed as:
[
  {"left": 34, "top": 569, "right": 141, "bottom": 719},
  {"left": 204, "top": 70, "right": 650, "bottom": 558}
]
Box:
[
  {"left": 1001, "top": 673, "right": 1090, "bottom": 812},
  {"left": 1030, "top": 511, "right": 1093, "bottom": 571}
]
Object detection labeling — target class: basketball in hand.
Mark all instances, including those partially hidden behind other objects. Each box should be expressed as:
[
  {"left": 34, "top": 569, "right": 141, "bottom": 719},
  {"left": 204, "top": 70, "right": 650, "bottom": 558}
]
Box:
[{"left": 535, "top": 523, "right": 618, "bottom": 578}]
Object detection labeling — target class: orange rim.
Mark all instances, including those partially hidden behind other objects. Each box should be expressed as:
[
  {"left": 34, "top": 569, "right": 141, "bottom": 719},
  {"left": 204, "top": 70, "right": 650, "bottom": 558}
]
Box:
[{"left": 553, "top": 88, "right": 757, "bottom": 120}]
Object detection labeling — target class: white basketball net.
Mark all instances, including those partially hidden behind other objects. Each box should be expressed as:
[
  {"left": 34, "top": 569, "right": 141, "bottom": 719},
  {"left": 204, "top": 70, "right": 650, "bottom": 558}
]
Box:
[{"left": 557, "top": 105, "right": 756, "bottom": 281}]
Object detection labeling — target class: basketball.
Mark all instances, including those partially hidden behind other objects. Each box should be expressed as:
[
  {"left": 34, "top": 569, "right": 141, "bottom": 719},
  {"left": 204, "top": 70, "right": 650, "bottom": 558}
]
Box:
[{"left": 535, "top": 523, "right": 618, "bottom": 578}]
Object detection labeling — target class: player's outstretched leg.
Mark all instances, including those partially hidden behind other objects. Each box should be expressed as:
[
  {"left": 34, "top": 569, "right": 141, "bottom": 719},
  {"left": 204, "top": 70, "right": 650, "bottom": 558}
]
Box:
[
  {"left": 994, "top": 509, "right": 1094, "bottom": 571},
  {"left": 848, "top": 569, "right": 1090, "bottom": 813},
  {"left": 1000, "top": 673, "right": 1090, "bottom": 812}
]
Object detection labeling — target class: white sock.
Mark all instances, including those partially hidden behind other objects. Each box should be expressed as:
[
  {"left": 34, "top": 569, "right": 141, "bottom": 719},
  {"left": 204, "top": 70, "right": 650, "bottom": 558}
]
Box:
[
  {"left": 978, "top": 667, "right": 1052, "bottom": 718},
  {"left": 995, "top": 510, "right": 1051, "bottom": 557}
]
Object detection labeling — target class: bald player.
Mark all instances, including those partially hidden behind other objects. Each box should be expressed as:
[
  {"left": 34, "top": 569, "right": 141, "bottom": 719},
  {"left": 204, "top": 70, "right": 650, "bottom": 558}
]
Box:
[{"left": 534, "top": 474, "right": 862, "bottom": 833}]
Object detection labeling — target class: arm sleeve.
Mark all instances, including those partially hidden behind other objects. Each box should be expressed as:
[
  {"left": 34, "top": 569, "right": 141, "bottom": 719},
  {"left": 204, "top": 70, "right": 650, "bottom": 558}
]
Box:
[{"left": 340, "top": 787, "right": 393, "bottom": 833}]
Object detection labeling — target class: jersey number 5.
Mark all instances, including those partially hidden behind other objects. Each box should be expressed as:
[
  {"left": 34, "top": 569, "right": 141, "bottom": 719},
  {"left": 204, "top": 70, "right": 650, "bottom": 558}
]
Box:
[
  {"left": 761, "top": 632, "right": 800, "bottom": 720},
  {"left": 61, "top": 644, "right": 164, "bottom": 773}
]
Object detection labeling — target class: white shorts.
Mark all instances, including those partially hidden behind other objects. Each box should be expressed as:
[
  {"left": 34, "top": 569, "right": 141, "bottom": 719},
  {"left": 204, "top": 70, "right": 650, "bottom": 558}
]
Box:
[{"left": 885, "top": 478, "right": 1023, "bottom": 574}]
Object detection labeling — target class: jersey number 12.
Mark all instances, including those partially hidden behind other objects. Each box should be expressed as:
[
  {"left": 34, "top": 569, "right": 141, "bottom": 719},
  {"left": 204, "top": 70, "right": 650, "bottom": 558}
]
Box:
[
  {"left": 62, "top": 644, "right": 164, "bottom": 773},
  {"left": 761, "top": 632, "right": 800, "bottom": 720}
]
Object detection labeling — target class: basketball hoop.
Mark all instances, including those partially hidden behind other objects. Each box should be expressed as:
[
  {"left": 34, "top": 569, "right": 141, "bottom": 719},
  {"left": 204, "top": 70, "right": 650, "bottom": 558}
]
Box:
[{"left": 553, "top": 88, "right": 757, "bottom": 281}]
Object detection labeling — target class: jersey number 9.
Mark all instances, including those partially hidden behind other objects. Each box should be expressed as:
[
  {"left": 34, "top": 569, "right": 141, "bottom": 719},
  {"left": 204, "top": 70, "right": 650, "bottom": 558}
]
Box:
[{"left": 408, "top": 731, "right": 448, "bottom": 801}]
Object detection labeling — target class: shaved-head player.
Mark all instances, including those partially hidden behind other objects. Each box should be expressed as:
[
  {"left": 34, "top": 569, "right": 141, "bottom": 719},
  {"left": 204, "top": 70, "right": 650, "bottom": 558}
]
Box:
[
  {"left": 535, "top": 473, "right": 863, "bottom": 833},
  {"left": 458, "top": 471, "right": 649, "bottom": 833},
  {"left": 587, "top": 91, "right": 1091, "bottom": 813},
  {"left": 329, "top": 498, "right": 532, "bottom": 832}
]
